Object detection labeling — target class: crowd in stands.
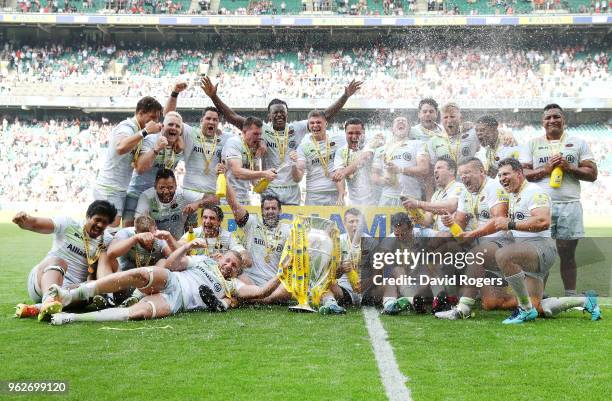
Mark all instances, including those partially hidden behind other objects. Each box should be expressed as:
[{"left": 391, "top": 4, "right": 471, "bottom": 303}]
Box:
[
  {"left": 1, "top": 44, "right": 608, "bottom": 102},
  {"left": 9, "top": 0, "right": 612, "bottom": 15},
  {"left": 0, "top": 115, "right": 610, "bottom": 213}
]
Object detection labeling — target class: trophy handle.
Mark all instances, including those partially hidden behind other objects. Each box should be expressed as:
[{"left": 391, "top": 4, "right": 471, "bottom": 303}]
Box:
[{"left": 288, "top": 304, "right": 316, "bottom": 313}]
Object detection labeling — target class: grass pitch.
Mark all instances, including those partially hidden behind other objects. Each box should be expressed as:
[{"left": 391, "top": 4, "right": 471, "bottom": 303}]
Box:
[{"left": 1, "top": 223, "right": 610, "bottom": 401}]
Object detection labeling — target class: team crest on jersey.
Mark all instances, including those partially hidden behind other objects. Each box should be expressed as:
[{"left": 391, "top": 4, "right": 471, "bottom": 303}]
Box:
[
  {"left": 461, "top": 147, "right": 470, "bottom": 156},
  {"left": 481, "top": 210, "right": 490, "bottom": 219},
  {"left": 495, "top": 156, "right": 500, "bottom": 161},
  {"left": 566, "top": 155, "right": 576, "bottom": 163},
  {"left": 402, "top": 152, "right": 412, "bottom": 161},
  {"left": 514, "top": 212, "right": 525, "bottom": 220}
]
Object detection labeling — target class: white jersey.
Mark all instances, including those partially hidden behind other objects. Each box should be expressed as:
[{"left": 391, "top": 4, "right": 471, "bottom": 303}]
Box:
[
  {"left": 222, "top": 135, "right": 257, "bottom": 201},
  {"left": 95, "top": 118, "right": 141, "bottom": 193},
  {"left": 179, "top": 227, "right": 245, "bottom": 256},
  {"left": 476, "top": 143, "right": 521, "bottom": 176},
  {"left": 262, "top": 120, "right": 308, "bottom": 188},
  {"left": 113, "top": 227, "right": 167, "bottom": 270},
  {"left": 297, "top": 132, "right": 344, "bottom": 194},
  {"left": 519, "top": 135, "right": 594, "bottom": 202},
  {"left": 127, "top": 133, "right": 182, "bottom": 197},
  {"left": 410, "top": 123, "right": 444, "bottom": 142},
  {"left": 333, "top": 145, "right": 375, "bottom": 205},
  {"left": 135, "top": 187, "right": 195, "bottom": 240},
  {"left": 183, "top": 124, "right": 233, "bottom": 194},
  {"left": 430, "top": 181, "right": 464, "bottom": 232},
  {"left": 176, "top": 255, "right": 240, "bottom": 311},
  {"left": 47, "top": 216, "right": 114, "bottom": 285},
  {"left": 457, "top": 177, "right": 509, "bottom": 237},
  {"left": 428, "top": 128, "right": 480, "bottom": 166},
  {"left": 240, "top": 213, "right": 291, "bottom": 286},
  {"left": 509, "top": 182, "right": 552, "bottom": 238},
  {"left": 373, "top": 139, "right": 428, "bottom": 199}
]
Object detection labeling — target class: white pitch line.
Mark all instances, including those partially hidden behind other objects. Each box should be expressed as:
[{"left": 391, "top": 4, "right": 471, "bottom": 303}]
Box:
[{"left": 362, "top": 307, "right": 412, "bottom": 401}]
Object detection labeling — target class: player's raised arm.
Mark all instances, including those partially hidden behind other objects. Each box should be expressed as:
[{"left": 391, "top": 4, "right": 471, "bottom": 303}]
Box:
[
  {"left": 12, "top": 212, "right": 55, "bottom": 234},
  {"left": 135, "top": 135, "right": 168, "bottom": 174},
  {"left": 164, "top": 81, "right": 188, "bottom": 114},
  {"left": 200, "top": 75, "right": 246, "bottom": 129},
  {"left": 323, "top": 79, "right": 363, "bottom": 122},
  {"left": 164, "top": 240, "right": 203, "bottom": 271}
]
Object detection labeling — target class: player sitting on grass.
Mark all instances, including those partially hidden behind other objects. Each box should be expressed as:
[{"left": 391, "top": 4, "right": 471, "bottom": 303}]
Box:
[
  {"left": 14, "top": 200, "right": 116, "bottom": 321},
  {"left": 48, "top": 239, "right": 282, "bottom": 325}
]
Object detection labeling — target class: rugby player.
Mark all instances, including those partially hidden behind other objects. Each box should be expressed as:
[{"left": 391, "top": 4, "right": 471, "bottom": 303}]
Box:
[
  {"left": 428, "top": 103, "right": 480, "bottom": 166},
  {"left": 135, "top": 169, "right": 208, "bottom": 240},
  {"left": 331, "top": 118, "right": 377, "bottom": 206},
  {"left": 224, "top": 173, "right": 292, "bottom": 304},
  {"left": 434, "top": 158, "right": 509, "bottom": 320},
  {"left": 123, "top": 111, "right": 185, "bottom": 227},
  {"left": 93, "top": 97, "right": 162, "bottom": 228},
  {"left": 474, "top": 115, "right": 521, "bottom": 178},
  {"left": 521, "top": 104, "right": 598, "bottom": 297},
  {"left": 49, "top": 241, "right": 282, "bottom": 325},
  {"left": 200, "top": 76, "right": 362, "bottom": 205},
  {"left": 222, "top": 116, "right": 277, "bottom": 203},
  {"left": 14, "top": 201, "right": 117, "bottom": 321},
  {"left": 292, "top": 110, "right": 345, "bottom": 206},
  {"left": 372, "top": 117, "right": 429, "bottom": 206},
  {"left": 177, "top": 204, "right": 249, "bottom": 266}
]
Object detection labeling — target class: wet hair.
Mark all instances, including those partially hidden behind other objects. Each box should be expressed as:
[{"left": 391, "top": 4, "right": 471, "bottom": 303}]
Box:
[
  {"left": 344, "top": 208, "right": 363, "bottom": 219},
  {"left": 441, "top": 102, "right": 461, "bottom": 114},
  {"left": 242, "top": 116, "right": 263, "bottom": 131},
  {"left": 136, "top": 96, "right": 163, "bottom": 114},
  {"left": 86, "top": 200, "right": 117, "bottom": 222},
  {"left": 391, "top": 212, "right": 413, "bottom": 228},
  {"left": 418, "top": 98, "right": 439, "bottom": 113},
  {"left": 498, "top": 157, "right": 523, "bottom": 173},
  {"left": 476, "top": 115, "right": 498, "bottom": 128},
  {"left": 543, "top": 103, "right": 564, "bottom": 116},
  {"left": 307, "top": 110, "right": 327, "bottom": 120},
  {"left": 261, "top": 194, "right": 282, "bottom": 210},
  {"left": 202, "top": 204, "right": 224, "bottom": 222},
  {"left": 458, "top": 157, "right": 485, "bottom": 171},
  {"left": 202, "top": 106, "right": 221, "bottom": 119},
  {"left": 135, "top": 215, "right": 156, "bottom": 233},
  {"left": 155, "top": 169, "right": 176, "bottom": 183},
  {"left": 435, "top": 158, "right": 457, "bottom": 175},
  {"left": 344, "top": 118, "right": 365, "bottom": 130},
  {"left": 267, "top": 99, "right": 288, "bottom": 113}
]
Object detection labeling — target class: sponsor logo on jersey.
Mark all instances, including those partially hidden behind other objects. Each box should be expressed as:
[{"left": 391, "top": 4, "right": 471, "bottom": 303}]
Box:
[
  {"left": 481, "top": 210, "right": 490, "bottom": 219},
  {"left": 566, "top": 155, "right": 576, "bottom": 163},
  {"left": 254, "top": 237, "right": 265, "bottom": 246},
  {"left": 67, "top": 243, "right": 86, "bottom": 257},
  {"left": 402, "top": 152, "right": 413, "bottom": 162}
]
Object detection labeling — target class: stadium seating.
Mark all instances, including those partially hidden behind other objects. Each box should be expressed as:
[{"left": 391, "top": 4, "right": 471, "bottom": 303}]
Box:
[{"left": 445, "top": 0, "right": 534, "bottom": 15}]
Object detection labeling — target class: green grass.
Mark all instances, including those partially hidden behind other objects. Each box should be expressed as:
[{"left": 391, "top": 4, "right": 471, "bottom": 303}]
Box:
[{"left": 1, "top": 223, "right": 611, "bottom": 400}]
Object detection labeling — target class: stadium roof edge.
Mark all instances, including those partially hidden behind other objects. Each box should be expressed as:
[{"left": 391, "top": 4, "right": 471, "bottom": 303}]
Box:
[{"left": 0, "top": 12, "right": 611, "bottom": 28}]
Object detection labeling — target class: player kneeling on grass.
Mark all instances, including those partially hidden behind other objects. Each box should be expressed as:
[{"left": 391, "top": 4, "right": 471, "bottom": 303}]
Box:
[
  {"left": 14, "top": 201, "right": 117, "bottom": 321},
  {"left": 49, "top": 239, "right": 282, "bottom": 325}
]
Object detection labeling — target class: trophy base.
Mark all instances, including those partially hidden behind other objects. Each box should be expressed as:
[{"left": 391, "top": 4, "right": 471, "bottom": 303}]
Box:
[{"left": 288, "top": 304, "right": 316, "bottom": 313}]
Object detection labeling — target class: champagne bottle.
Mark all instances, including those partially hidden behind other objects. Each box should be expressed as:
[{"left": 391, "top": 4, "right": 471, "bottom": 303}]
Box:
[
  {"left": 450, "top": 223, "right": 463, "bottom": 237},
  {"left": 216, "top": 173, "right": 227, "bottom": 198},
  {"left": 253, "top": 178, "right": 270, "bottom": 194},
  {"left": 550, "top": 166, "right": 563, "bottom": 188}
]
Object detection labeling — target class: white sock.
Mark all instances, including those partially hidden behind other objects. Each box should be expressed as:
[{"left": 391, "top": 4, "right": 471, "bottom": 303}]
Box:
[
  {"left": 564, "top": 289, "right": 578, "bottom": 297},
  {"left": 383, "top": 297, "right": 397, "bottom": 307},
  {"left": 541, "top": 297, "right": 585, "bottom": 317},
  {"left": 505, "top": 272, "right": 533, "bottom": 310},
  {"left": 457, "top": 297, "right": 475, "bottom": 315},
  {"left": 69, "top": 282, "right": 97, "bottom": 302},
  {"left": 73, "top": 308, "right": 130, "bottom": 322}
]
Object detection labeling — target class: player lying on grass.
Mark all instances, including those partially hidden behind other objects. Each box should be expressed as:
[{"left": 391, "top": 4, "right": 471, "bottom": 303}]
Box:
[
  {"left": 440, "top": 158, "right": 600, "bottom": 324},
  {"left": 48, "top": 239, "right": 282, "bottom": 325},
  {"left": 14, "top": 200, "right": 117, "bottom": 321}
]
